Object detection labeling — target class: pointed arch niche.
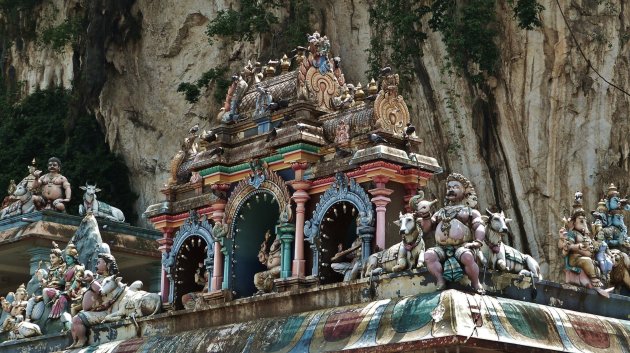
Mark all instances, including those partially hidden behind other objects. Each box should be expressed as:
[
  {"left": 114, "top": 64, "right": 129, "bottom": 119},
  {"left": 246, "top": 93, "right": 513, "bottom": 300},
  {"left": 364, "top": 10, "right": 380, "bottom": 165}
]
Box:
[
  {"left": 304, "top": 172, "right": 374, "bottom": 284},
  {"left": 222, "top": 168, "right": 292, "bottom": 297},
  {"left": 161, "top": 211, "right": 215, "bottom": 309}
]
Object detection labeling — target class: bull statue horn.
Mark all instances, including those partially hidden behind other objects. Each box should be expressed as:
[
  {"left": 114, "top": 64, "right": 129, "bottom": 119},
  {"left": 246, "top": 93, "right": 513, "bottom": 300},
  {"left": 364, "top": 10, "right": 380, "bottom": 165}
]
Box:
[{"left": 486, "top": 208, "right": 493, "bottom": 216}]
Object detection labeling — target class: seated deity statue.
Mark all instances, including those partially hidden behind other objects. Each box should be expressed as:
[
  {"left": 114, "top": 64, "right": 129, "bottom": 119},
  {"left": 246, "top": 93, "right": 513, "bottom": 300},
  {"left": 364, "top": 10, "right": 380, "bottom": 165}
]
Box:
[
  {"left": 559, "top": 196, "right": 603, "bottom": 288},
  {"left": 43, "top": 244, "right": 85, "bottom": 321},
  {"left": 8, "top": 285, "right": 27, "bottom": 320},
  {"left": 68, "top": 253, "right": 119, "bottom": 349},
  {"left": 0, "top": 296, "right": 12, "bottom": 332},
  {"left": 599, "top": 184, "right": 630, "bottom": 251},
  {"left": 27, "top": 242, "right": 66, "bottom": 323},
  {"left": 31, "top": 157, "right": 71, "bottom": 212},
  {"left": 254, "top": 231, "right": 282, "bottom": 294},
  {"left": 419, "top": 173, "right": 485, "bottom": 293},
  {"left": 181, "top": 262, "right": 209, "bottom": 309},
  {"left": 330, "top": 238, "right": 363, "bottom": 282}
]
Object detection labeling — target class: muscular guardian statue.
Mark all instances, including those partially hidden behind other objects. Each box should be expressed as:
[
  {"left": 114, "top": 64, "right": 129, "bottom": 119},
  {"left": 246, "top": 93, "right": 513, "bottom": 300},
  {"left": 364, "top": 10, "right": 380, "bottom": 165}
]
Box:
[
  {"left": 32, "top": 157, "right": 71, "bottom": 212},
  {"left": 419, "top": 173, "right": 486, "bottom": 293}
]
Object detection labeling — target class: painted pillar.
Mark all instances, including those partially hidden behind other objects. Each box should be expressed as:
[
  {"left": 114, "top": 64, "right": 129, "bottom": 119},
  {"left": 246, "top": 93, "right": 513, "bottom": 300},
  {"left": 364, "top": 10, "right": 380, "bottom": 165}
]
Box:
[
  {"left": 369, "top": 175, "right": 394, "bottom": 250},
  {"left": 157, "top": 227, "right": 176, "bottom": 302},
  {"left": 210, "top": 184, "right": 229, "bottom": 292},
  {"left": 27, "top": 247, "right": 50, "bottom": 276},
  {"left": 290, "top": 162, "right": 311, "bottom": 278},
  {"left": 277, "top": 223, "right": 297, "bottom": 278}
]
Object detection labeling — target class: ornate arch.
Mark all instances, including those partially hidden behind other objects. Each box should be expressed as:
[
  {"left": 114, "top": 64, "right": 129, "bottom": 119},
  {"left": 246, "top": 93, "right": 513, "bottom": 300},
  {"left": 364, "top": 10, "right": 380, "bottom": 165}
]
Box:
[
  {"left": 221, "top": 168, "right": 292, "bottom": 293},
  {"left": 304, "top": 172, "right": 374, "bottom": 276},
  {"left": 224, "top": 168, "right": 292, "bottom": 231},
  {"left": 162, "top": 211, "right": 214, "bottom": 304}
]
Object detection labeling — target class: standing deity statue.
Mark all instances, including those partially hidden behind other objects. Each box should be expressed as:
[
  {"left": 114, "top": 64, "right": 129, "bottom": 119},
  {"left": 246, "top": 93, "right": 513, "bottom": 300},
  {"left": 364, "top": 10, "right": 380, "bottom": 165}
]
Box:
[
  {"left": 559, "top": 194, "right": 604, "bottom": 288},
  {"left": 254, "top": 231, "right": 282, "bottom": 294},
  {"left": 419, "top": 173, "right": 486, "bottom": 293},
  {"left": 31, "top": 157, "right": 71, "bottom": 212}
]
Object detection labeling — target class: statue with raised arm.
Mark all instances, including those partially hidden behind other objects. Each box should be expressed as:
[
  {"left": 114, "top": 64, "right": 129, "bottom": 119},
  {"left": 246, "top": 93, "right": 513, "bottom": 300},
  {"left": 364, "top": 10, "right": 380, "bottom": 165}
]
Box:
[
  {"left": 42, "top": 243, "right": 84, "bottom": 330},
  {"left": 254, "top": 230, "right": 281, "bottom": 294},
  {"left": 419, "top": 173, "right": 486, "bottom": 293},
  {"left": 26, "top": 242, "right": 65, "bottom": 323},
  {"left": 68, "top": 253, "right": 119, "bottom": 348},
  {"left": 331, "top": 238, "right": 363, "bottom": 282},
  {"left": 31, "top": 157, "right": 71, "bottom": 212}
]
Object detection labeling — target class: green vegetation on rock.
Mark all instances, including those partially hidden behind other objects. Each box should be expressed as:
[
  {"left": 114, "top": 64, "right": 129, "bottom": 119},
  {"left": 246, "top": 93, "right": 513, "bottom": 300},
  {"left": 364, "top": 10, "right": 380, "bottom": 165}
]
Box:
[
  {"left": 367, "top": 0, "right": 544, "bottom": 87},
  {"left": 0, "top": 86, "right": 138, "bottom": 222},
  {"left": 38, "top": 17, "right": 82, "bottom": 52}
]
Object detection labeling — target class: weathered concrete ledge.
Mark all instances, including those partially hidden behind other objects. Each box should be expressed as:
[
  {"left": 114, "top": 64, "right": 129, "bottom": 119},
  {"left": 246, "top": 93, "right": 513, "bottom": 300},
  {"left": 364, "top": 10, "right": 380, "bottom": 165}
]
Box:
[
  {"left": 2, "top": 269, "right": 629, "bottom": 352},
  {"left": 0, "top": 210, "right": 161, "bottom": 241}
]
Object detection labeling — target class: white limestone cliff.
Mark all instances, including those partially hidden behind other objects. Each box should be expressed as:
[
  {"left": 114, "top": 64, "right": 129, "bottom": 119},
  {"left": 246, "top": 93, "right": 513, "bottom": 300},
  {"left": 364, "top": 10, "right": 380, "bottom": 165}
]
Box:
[{"left": 4, "top": 0, "right": 630, "bottom": 280}]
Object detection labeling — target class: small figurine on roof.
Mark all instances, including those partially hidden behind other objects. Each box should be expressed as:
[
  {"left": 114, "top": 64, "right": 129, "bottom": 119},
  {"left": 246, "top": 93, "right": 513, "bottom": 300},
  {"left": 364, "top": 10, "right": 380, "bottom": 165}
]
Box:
[{"left": 248, "top": 159, "right": 267, "bottom": 189}]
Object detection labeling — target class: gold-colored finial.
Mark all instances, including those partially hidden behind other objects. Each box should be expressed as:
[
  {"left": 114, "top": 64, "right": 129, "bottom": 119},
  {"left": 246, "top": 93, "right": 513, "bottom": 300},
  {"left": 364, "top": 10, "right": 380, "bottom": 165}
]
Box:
[
  {"left": 280, "top": 54, "right": 290, "bottom": 73},
  {"left": 607, "top": 183, "right": 618, "bottom": 197},
  {"left": 354, "top": 82, "right": 365, "bottom": 101},
  {"left": 367, "top": 78, "right": 378, "bottom": 95}
]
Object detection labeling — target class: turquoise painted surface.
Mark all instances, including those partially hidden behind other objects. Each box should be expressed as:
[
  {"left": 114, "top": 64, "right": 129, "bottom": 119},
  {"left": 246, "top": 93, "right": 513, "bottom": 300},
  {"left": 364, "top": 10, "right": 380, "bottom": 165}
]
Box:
[
  {"left": 265, "top": 315, "right": 307, "bottom": 352},
  {"left": 391, "top": 292, "right": 440, "bottom": 333},
  {"left": 500, "top": 301, "right": 549, "bottom": 340}
]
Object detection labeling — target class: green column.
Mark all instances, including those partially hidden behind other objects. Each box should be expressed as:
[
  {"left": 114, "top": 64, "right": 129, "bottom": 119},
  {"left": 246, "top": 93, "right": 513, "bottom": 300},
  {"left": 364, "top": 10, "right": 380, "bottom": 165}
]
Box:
[
  {"left": 277, "top": 222, "right": 296, "bottom": 279},
  {"left": 220, "top": 237, "right": 231, "bottom": 290}
]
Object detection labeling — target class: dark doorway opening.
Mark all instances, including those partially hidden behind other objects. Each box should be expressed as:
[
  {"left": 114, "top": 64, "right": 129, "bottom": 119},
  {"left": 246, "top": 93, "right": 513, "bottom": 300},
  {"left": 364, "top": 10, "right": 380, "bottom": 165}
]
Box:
[
  {"left": 173, "top": 235, "right": 209, "bottom": 310},
  {"left": 318, "top": 201, "right": 358, "bottom": 285},
  {"left": 232, "top": 191, "right": 280, "bottom": 298}
]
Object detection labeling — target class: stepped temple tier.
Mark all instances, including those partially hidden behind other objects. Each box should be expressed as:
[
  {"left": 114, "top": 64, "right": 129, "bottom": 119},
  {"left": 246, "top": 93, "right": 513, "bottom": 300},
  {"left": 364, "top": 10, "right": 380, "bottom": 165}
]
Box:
[{"left": 2, "top": 32, "right": 630, "bottom": 353}]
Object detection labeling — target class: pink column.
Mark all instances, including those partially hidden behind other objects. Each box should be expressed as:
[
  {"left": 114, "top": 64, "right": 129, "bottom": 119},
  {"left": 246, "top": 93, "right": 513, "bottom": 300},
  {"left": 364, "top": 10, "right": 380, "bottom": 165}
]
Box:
[
  {"left": 156, "top": 227, "right": 175, "bottom": 302},
  {"left": 290, "top": 162, "right": 311, "bottom": 278},
  {"left": 290, "top": 181, "right": 311, "bottom": 277},
  {"left": 369, "top": 176, "right": 394, "bottom": 250},
  {"left": 210, "top": 184, "right": 229, "bottom": 291}
]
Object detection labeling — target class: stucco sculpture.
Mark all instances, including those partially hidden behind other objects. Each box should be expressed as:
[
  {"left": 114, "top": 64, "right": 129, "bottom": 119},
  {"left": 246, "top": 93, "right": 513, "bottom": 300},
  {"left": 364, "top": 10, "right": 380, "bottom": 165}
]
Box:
[{"left": 419, "top": 173, "right": 486, "bottom": 293}]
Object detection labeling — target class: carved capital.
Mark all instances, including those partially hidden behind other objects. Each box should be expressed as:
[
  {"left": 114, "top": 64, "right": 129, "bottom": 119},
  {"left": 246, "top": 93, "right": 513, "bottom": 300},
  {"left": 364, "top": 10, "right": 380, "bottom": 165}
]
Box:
[{"left": 291, "top": 162, "right": 311, "bottom": 180}]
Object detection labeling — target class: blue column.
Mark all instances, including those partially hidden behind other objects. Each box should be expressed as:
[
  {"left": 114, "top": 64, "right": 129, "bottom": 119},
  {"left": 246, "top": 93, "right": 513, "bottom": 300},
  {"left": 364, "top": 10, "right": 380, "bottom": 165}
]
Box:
[{"left": 277, "top": 223, "right": 296, "bottom": 279}]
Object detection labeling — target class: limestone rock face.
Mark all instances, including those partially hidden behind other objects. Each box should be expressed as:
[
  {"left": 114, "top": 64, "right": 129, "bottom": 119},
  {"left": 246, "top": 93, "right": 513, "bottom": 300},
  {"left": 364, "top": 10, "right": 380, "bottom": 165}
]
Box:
[{"left": 4, "top": 0, "right": 630, "bottom": 281}]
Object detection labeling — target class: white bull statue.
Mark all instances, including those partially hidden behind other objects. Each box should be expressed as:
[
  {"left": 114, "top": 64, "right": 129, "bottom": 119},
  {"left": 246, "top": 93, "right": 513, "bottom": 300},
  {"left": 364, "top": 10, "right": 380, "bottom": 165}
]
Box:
[
  {"left": 79, "top": 183, "right": 125, "bottom": 222},
  {"left": 99, "top": 276, "right": 161, "bottom": 322},
  {"left": 364, "top": 212, "right": 425, "bottom": 276},
  {"left": 478, "top": 209, "right": 542, "bottom": 280}
]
